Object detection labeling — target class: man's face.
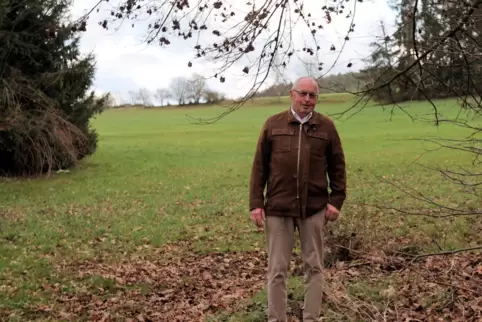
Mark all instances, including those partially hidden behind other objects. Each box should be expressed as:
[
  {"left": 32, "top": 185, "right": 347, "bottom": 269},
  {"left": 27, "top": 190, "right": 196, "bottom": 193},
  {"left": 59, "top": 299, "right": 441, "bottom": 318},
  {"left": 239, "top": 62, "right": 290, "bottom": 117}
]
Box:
[{"left": 289, "top": 78, "right": 318, "bottom": 116}]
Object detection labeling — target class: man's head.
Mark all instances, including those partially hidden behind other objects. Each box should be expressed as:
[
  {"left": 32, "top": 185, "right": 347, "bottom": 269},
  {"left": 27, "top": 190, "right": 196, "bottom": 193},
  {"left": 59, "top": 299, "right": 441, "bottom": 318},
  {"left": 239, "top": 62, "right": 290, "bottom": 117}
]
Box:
[{"left": 289, "top": 76, "right": 319, "bottom": 117}]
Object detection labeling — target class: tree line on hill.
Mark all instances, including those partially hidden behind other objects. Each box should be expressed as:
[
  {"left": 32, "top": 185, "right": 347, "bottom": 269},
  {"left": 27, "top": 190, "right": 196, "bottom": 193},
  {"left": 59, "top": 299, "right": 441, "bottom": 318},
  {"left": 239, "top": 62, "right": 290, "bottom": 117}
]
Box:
[
  {"left": 109, "top": 70, "right": 366, "bottom": 108},
  {"left": 110, "top": 73, "right": 226, "bottom": 108},
  {"left": 252, "top": 71, "right": 367, "bottom": 99}
]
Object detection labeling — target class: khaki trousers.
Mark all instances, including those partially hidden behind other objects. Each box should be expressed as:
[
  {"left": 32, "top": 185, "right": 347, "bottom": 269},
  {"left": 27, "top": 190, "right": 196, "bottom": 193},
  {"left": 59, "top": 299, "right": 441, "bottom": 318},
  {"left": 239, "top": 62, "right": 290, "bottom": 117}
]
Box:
[{"left": 265, "top": 208, "right": 326, "bottom": 322}]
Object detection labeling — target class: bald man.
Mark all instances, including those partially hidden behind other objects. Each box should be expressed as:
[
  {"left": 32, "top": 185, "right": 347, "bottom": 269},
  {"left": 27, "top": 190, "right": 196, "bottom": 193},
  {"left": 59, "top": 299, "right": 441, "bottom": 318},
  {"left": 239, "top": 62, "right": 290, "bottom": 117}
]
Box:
[{"left": 249, "top": 76, "right": 347, "bottom": 321}]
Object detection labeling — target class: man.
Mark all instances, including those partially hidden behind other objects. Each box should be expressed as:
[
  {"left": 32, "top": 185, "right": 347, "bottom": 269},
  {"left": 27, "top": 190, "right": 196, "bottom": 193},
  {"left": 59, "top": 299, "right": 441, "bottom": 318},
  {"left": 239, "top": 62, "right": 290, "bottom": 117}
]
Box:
[{"left": 249, "top": 76, "right": 347, "bottom": 322}]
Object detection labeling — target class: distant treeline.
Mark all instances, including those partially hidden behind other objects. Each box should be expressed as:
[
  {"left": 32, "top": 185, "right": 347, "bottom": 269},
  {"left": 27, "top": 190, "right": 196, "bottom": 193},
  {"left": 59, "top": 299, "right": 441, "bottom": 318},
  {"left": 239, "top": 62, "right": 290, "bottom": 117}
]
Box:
[{"left": 253, "top": 71, "right": 367, "bottom": 98}]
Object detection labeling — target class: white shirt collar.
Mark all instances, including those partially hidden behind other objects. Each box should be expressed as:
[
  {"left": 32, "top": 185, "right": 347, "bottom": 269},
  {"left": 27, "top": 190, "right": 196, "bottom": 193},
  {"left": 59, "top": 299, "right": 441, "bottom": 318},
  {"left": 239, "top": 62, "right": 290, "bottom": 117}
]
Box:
[{"left": 291, "top": 107, "right": 312, "bottom": 124}]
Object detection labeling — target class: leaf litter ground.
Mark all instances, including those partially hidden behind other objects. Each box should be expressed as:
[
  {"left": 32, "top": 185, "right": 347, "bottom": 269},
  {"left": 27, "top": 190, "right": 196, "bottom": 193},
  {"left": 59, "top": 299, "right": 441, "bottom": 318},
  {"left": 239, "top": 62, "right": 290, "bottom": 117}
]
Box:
[{"left": 30, "top": 240, "right": 482, "bottom": 321}]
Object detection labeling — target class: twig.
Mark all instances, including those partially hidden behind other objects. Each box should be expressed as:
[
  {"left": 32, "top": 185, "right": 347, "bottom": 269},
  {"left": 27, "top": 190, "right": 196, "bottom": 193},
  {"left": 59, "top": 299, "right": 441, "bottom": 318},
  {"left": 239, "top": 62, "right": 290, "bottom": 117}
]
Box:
[{"left": 411, "top": 245, "right": 482, "bottom": 262}]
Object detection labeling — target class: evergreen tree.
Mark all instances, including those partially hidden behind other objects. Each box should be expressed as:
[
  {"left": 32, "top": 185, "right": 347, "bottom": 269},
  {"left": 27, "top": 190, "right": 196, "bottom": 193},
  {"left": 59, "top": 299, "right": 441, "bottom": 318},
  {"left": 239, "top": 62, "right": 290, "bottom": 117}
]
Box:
[
  {"left": 0, "top": 0, "right": 107, "bottom": 176},
  {"left": 360, "top": 0, "right": 482, "bottom": 104}
]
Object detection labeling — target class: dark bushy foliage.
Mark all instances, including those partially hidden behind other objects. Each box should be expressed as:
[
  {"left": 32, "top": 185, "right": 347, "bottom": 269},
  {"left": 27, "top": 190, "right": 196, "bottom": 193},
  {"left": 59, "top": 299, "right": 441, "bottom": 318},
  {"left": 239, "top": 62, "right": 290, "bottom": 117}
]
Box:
[{"left": 0, "top": 0, "right": 106, "bottom": 176}]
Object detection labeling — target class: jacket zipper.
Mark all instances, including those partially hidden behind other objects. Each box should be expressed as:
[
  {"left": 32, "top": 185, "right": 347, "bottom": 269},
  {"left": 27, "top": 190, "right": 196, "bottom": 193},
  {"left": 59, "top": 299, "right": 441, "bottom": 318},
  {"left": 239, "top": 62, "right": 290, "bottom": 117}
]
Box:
[{"left": 296, "top": 123, "right": 302, "bottom": 202}]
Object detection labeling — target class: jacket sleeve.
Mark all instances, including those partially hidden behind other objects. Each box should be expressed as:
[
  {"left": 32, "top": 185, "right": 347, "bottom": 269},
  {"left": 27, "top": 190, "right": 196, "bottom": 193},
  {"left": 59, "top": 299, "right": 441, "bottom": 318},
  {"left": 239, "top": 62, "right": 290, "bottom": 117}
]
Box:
[
  {"left": 249, "top": 119, "right": 271, "bottom": 210},
  {"left": 326, "top": 123, "right": 347, "bottom": 211}
]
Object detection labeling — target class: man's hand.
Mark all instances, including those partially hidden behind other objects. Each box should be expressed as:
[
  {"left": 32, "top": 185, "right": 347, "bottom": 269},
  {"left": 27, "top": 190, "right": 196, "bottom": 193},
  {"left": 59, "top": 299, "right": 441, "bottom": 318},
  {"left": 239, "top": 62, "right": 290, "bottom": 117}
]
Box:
[
  {"left": 324, "top": 204, "right": 340, "bottom": 222},
  {"left": 250, "top": 208, "right": 265, "bottom": 230}
]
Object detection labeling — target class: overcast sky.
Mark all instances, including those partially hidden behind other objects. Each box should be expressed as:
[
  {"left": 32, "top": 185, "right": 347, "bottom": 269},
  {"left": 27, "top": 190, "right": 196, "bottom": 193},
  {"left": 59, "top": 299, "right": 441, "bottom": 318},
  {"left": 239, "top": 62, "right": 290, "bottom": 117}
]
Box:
[{"left": 71, "top": 0, "right": 396, "bottom": 104}]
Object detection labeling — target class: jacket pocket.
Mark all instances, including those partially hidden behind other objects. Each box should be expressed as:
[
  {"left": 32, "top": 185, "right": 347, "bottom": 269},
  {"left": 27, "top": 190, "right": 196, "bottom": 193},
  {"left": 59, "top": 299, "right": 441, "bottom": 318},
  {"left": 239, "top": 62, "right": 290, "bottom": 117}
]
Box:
[
  {"left": 307, "top": 131, "right": 329, "bottom": 159},
  {"left": 271, "top": 128, "right": 294, "bottom": 153}
]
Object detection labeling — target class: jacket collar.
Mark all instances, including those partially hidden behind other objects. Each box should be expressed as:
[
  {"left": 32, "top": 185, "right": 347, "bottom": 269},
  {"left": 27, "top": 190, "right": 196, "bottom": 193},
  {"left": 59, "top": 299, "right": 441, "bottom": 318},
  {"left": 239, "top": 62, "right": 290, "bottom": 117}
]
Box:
[
  {"left": 290, "top": 107, "right": 312, "bottom": 124},
  {"left": 287, "top": 108, "right": 322, "bottom": 125}
]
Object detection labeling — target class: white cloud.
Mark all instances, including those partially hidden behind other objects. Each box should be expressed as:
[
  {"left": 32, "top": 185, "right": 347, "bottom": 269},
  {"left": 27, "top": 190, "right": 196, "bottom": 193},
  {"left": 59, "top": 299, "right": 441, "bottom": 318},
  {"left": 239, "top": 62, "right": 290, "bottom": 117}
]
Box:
[{"left": 71, "top": 0, "right": 396, "bottom": 103}]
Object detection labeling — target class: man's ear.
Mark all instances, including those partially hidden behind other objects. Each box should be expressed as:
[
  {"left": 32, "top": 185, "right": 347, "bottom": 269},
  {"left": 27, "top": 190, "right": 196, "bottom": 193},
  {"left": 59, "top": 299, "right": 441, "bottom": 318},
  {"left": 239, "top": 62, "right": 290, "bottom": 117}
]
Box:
[{"left": 289, "top": 90, "right": 294, "bottom": 100}]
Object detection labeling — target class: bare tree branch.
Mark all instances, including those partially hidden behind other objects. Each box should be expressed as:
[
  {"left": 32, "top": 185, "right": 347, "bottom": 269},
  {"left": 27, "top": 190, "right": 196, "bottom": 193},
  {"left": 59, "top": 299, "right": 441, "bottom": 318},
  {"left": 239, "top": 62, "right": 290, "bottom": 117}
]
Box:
[{"left": 78, "top": 0, "right": 363, "bottom": 122}]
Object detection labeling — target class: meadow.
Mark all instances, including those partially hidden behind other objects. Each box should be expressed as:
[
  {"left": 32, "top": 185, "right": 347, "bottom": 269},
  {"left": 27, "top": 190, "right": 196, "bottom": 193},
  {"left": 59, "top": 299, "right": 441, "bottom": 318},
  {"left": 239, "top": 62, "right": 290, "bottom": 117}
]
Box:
[{"left": 0, "top": 94, "right": 480, "bottom": 321}]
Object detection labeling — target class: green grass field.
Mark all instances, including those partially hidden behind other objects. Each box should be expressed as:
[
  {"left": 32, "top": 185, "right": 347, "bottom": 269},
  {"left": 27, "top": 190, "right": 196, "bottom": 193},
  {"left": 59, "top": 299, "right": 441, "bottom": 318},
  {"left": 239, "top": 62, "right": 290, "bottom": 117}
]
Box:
[{"left": 1, "top": 94, "right": 481, "bottom": 320}]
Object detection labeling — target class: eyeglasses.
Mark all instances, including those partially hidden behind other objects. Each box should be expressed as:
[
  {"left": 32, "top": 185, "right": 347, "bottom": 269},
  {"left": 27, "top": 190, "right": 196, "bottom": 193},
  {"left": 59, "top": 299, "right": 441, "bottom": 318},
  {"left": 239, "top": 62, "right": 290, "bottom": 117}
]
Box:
[{"left": 293, "top": 89, "right": 318, "bottom": 100}]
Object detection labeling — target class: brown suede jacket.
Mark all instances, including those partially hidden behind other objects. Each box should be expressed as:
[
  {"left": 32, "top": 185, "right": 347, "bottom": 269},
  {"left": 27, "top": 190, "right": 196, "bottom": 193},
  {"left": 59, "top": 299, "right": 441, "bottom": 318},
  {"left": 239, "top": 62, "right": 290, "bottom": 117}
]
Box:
[{"left": 249, "top": 109, "right": 347, "bottom": 218}]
